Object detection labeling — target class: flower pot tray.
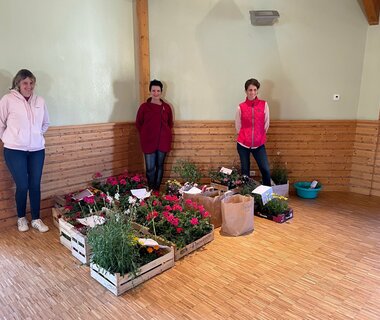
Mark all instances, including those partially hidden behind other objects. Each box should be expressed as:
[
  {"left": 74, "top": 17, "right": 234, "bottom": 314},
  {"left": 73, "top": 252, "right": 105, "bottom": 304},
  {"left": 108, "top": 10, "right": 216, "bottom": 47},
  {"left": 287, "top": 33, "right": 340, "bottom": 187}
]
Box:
[
  {"left": 90, "top": 246, "right": 174, "bottom": 296},
  {"left": 254, "top": 208, "right": 293, "bottom": 224}
]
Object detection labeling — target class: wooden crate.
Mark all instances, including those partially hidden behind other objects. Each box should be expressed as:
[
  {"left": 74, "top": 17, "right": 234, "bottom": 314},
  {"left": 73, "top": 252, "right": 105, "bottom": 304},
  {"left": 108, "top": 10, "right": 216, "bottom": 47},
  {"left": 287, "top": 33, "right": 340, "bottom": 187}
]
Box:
[
  {"left": 52, "top": 207, "right": 64, "bottom": 229},
  {"left": 71, "top": 228, "right": 91, "bottom": 265},
  {"left": 174, "top": 226, "right": 214, "bottom": 260},
  {"left": 90, "top": 247, "right": 174, "bottom": 296},
  {"left": 58, "top": 218, "right": 74, "bottom": 250}
]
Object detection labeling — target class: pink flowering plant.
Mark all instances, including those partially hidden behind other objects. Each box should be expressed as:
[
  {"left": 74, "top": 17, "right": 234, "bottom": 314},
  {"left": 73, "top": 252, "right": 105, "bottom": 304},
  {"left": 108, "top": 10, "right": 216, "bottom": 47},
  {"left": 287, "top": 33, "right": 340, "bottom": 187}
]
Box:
[
  {"left": 134, "top": 194, "right": 213, "bottom": 248},
  {"left": 60, "top": 187, "right": 110, "bottom": 233},
  {"left": 92, "top": 171, "right": 147, "bottom": 197},
  {"left": 209, "top": 167, "right": 243, "bottom": 189}
]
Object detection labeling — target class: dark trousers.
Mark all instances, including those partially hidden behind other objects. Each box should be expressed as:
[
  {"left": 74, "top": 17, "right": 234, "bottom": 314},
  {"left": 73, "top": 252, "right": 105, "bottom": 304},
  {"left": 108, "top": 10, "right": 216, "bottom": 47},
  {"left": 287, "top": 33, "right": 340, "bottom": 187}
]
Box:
[
  {"left": 237, "top": 143, "right": 271, "bottom": 186},
  {"left": 4, "top": 148, "right": 45, "bottom": 219},
  {"left": 144, "top": 150, "right": 166, "bottom": 191}
]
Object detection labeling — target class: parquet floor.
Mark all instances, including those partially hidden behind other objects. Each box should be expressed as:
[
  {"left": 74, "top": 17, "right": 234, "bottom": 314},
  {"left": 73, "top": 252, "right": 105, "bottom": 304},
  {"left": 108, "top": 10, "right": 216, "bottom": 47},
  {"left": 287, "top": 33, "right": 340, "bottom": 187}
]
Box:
[{"left": 0, "top": 192, "right": 379, "bottom": 320}]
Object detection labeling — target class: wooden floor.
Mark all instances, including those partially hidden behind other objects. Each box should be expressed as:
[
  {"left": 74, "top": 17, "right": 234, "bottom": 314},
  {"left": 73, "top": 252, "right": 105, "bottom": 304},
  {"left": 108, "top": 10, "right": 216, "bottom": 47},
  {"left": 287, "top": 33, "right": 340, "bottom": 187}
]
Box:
[{"left": 0, "top": 192, "right": 379, "bottom": 320}]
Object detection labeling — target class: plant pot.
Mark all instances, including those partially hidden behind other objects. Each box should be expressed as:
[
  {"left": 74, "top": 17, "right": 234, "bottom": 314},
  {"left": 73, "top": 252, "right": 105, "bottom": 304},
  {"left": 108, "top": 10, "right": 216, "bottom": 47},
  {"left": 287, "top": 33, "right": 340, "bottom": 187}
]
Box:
[
  {"left": 271, "top": 181, "right": 289, "bottom": 197},
  {"left": 294, "top": 182, "right": 322, "bottom": 199}
]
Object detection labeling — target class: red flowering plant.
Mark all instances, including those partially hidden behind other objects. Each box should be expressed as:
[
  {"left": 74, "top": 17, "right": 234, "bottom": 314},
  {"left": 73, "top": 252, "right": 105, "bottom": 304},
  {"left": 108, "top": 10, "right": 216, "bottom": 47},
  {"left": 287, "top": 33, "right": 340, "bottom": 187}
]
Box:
[
  {"left": 209, "top": 167, "right": 244, "bottom": 189},
  {"left": 92, "top": 171, "right": 147, "bottom": 197},
  {"left": 60, "top": 187, "right": 110, "bottom": 233},
  {"left": 134, "top": 194, "right": 213, "bottom": 248}
]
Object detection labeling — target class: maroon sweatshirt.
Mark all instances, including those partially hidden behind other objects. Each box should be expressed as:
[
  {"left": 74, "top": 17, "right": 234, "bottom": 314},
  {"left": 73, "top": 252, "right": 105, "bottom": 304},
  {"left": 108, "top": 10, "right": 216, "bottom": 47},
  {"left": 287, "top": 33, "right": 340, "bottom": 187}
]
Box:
[{"left": 136, "top": 99, "right": 173, "bottom": 154}]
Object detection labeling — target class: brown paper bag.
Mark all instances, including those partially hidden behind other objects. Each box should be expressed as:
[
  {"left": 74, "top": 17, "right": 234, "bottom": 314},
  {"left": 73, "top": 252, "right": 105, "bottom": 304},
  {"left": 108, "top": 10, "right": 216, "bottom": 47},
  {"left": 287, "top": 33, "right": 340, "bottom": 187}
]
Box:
[
  {"left": 221, "top": 194, "right": 254, "bottom": 236},
  {"left": 183, "top": 190, "right": 224, "bottom": 227}
]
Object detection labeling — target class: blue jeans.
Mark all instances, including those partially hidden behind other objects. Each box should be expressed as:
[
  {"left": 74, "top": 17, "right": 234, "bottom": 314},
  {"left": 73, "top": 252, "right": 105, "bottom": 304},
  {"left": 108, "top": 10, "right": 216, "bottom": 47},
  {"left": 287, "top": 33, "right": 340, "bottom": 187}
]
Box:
[
  {"left": 4, "top": 148, "right": 45, "bottom": 219},
  {"left": 237, "top": 143, "right": 271, "bottom": 186},
  {"left": 144, "top": 151, "right": 166, "bottom": 190}
]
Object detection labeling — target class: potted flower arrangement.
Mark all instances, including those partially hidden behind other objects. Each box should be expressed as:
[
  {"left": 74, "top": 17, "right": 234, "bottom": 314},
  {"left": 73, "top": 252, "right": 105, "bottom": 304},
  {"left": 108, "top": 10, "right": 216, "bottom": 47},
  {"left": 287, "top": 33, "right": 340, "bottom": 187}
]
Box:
[
  {"left": 165, "top": 179, "right": 183, "bottom": 197},
  {"left": 53, "top": 187, "right": 109, "bottom": 250},
  {"left": 270, "top": 154, "right": 289, "bottom": 197},
  {"left": 88, "top": 210, "right": 174, "bottom": 296},
  {"left": 209, "top": 167, "right": 243, "bottom": 191},
  {"left": 173, "top": 159, "right": 202, "bottom": 185},
  {"left": 92, "top": 171, "right": 147, "bottom": 197},
  {"left": 255, "top": 194, "right": 293, "bottom": 223},
  {"left": 133, "top": 194, "right": 214, "bottom": 260}
]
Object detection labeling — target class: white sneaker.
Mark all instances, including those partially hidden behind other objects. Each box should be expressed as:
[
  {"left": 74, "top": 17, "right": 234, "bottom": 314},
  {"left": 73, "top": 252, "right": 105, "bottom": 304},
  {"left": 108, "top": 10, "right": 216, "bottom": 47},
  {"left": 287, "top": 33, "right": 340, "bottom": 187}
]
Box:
[
  {"left": 31, "top": 219, "right": 49, "bottom": 233},
  {"left": 17, "top": 217, "right": 29, "bottom": 232}
]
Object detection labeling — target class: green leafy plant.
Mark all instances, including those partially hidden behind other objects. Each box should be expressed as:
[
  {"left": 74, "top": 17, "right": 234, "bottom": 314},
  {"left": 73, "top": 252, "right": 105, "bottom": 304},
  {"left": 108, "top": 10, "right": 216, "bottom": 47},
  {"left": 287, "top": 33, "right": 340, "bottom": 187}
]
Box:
[
  {"left": 173, "top": 159, "right": 202, "bottom": 184},
  {"left": 262, "top": 194, "right": 289, "bottom": 216},
  {"left": 239, "top": 177, "right": 260, "bottom": 196},
  {"left": 271, "top": 154, "right": 289, "bottom": 185},
  {"left": 87, "top": 212, "right": 140, "bottom": 277}
]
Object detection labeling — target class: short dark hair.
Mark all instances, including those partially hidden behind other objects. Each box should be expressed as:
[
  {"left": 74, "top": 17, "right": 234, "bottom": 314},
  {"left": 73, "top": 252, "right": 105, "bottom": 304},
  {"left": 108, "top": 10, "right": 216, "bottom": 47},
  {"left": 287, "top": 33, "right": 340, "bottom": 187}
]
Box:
[
  {"left": 11, "top": 69, "right": 36, "bottom": 90},
  {"left": 244, "top": 78, "right": 260, "bottom": 91},
  {"left": 149, "top": 79, "right": 163, "bottom": 91}
]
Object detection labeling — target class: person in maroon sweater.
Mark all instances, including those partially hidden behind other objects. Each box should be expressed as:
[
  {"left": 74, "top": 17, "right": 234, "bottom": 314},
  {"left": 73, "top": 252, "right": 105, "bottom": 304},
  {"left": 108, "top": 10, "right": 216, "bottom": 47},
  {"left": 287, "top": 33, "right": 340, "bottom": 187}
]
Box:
[{"left": 136, "top": 80, "right": 173, "bottom": 191}]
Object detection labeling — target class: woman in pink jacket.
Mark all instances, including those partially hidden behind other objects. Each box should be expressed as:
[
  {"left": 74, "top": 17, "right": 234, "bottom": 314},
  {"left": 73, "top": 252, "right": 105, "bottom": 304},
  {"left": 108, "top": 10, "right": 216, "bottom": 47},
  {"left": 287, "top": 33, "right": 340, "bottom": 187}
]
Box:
[
  {"left": 0, "top": 69, "right": 50, "bottom": 232},
  {"left": 235, "top": 78, "right": 271, "bottom": 186}
]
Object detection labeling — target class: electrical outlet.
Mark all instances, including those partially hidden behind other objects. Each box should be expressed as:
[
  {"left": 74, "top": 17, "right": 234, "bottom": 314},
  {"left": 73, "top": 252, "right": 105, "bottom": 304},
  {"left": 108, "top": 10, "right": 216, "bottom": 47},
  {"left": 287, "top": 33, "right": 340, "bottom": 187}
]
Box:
[
  {"left": 333, "top": 94, "right": 340, "bottom": 101},
  {"left": 250, "top": 170, "right": 256, "bottom": 176}
]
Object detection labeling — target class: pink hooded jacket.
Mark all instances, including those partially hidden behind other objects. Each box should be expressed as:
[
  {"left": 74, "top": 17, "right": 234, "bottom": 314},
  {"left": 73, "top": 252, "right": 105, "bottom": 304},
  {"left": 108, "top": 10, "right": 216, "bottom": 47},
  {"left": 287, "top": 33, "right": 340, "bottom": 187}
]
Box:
[{"left": 0, "top": 89, "right": 50, "bottom": 151}]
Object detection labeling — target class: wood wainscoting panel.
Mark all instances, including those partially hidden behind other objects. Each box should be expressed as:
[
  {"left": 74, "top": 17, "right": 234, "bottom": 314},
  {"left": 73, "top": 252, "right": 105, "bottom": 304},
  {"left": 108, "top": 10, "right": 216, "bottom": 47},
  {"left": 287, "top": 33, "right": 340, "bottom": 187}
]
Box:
[
  {"left": 165, "top": 120, "right": 357, "bottom": 192},
  {"left": 1, "top": 119, "right": 379, "bottom": 227},
  {"left": 0, "top": 122, "right": 144, "bottom": 227},
  {"left": 350, "top": 121, "right": 380, "bottom": 195}
]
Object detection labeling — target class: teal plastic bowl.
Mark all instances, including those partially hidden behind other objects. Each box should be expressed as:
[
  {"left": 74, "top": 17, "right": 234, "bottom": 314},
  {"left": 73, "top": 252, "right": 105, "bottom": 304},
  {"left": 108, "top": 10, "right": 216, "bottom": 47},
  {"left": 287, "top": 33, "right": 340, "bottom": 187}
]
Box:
[{"left": 294, "top": 181, "right": 322, "bottom": 199}]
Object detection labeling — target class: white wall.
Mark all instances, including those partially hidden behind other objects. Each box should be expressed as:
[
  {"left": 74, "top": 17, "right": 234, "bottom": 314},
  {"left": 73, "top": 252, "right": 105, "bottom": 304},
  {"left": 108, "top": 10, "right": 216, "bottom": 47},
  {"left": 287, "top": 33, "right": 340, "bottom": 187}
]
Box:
[
  {"left": 149, "top": 0, "right": 369, "bottom": 120},
  {"left": 357, "top": 25, "right": 380, "bottom": 120},
  {"left": 0, "top": 0, "right": 137, "bottom": 125},
  {"left": 1, "top": 0, "right": 376, "bottom": 123}
]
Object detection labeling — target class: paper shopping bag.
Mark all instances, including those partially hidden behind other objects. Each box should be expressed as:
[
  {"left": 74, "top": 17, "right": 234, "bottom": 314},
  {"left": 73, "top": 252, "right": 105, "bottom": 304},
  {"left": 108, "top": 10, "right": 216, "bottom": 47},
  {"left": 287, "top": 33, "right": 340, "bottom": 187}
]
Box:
[
  {"left": 221, "top": 194, "right": 254, "bottom": 236},
  {"left": 183, "top": 190, "right": 224, "bottom": 227}
]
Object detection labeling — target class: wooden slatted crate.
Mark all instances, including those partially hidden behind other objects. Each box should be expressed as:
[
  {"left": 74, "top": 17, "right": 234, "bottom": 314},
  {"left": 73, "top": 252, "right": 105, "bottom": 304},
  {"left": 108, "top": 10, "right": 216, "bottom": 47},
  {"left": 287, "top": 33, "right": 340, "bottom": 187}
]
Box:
[
  {"left": 90, "top": 246, "right": 174, "bottom": 296},
  {"left": 58, "top": 218, "right": 74, "bottom": 250}
]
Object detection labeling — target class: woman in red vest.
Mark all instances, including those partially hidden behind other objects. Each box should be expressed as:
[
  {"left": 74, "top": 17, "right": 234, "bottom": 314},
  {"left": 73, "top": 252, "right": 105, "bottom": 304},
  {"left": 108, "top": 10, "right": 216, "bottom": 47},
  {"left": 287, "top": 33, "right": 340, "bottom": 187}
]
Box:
[
  {"left": 136, "top": 80, "right": 173, "bottom": 191},
  {"left": 235, "top": 78, "right": 271, "bottom": 186}
]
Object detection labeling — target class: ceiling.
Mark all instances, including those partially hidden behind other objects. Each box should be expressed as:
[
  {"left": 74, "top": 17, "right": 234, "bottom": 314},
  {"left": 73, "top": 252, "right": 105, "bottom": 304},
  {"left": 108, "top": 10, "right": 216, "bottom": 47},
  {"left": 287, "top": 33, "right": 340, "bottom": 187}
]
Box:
[{"left": 361, "top": 0, "right": 380, "bottom": 25}]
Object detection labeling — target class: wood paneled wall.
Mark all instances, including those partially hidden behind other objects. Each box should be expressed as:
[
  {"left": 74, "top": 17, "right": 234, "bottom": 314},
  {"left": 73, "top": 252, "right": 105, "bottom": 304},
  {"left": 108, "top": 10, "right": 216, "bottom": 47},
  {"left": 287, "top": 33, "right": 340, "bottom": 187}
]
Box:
[
  {"left": 350, "top": 121, "right": 380, "bottom": 196},
  {"left": 1, "top": 119, "right": 379, "bottom": 227},
  {"left": 0, "top": 122, "right": 144, "bottom": 228},
  {"left": 165, "top": 120, "right": 357, "bottom": 191}
]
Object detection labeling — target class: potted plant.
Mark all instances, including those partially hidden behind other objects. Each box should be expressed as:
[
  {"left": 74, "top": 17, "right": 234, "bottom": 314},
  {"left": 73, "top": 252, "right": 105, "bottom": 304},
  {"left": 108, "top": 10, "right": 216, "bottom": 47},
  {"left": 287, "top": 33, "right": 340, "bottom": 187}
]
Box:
[
  {"left": 88, "top": 210, "right": 174, "bottom": 295},
  {"left": 270, "top": 154, "right": 289, "bottom": 197},
  {"left": 256, "top": 194, "right": 293, "bottom": 223},
  {"left": 165, "top": 179, "right": 183, "bottom": 197},
  {"left": 134, "top": 193, "right": 214, "bottom": 260},
  {"left": 92, "top": 171, "right": 147, "bottom": 197},
  {"left": 173, "top": 159, "right": 202, "bottom": 185},
  {"left": 209, "top": 167, "right": 243, "bottom": 191}
]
